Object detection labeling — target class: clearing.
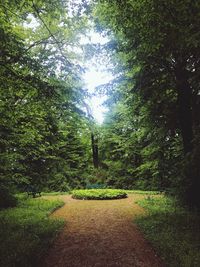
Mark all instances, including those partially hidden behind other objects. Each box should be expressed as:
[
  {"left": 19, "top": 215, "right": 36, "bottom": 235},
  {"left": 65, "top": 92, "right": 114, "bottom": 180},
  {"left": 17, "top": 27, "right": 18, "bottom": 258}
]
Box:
[{"left": 41, "top": 194, "right": 165, "bottom": 267}]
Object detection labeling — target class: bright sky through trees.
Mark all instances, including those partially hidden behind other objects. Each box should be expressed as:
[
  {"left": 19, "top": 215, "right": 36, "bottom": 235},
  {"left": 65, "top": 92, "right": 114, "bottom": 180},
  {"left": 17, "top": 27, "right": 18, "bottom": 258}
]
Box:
[
  {"left": 81, "top": 31, "right": 113, "bottom": 124},
  {"left": 83, "top": 68, "right": 112, "bottom": 123},
  {"left": 25, "top": 10, "right": 112, "bottom": 124}
]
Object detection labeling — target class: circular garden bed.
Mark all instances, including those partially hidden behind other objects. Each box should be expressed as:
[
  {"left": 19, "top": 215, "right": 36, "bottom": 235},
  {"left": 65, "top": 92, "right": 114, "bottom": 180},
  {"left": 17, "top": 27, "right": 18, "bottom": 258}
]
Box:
[{"left": 72, "top": 189, "right": 128, "bottom": 200}]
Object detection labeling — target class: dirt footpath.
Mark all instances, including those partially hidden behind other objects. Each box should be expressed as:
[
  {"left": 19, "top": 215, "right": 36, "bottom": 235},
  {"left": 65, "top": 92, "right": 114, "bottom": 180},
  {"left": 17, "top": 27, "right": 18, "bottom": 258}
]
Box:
[{"left": 41, "top": 194, "right": 164, "bottom": 267}]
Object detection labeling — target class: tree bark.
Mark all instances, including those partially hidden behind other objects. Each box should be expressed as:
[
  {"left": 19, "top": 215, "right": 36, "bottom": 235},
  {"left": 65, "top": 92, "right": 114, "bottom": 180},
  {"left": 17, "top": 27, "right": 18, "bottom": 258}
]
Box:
[
  {"left": 175, "top": 66, "right": 193, "bottom": 154},
  {"left": 91, "top": 133, "right": 99, "bottom": 168},
  {"left": 175, "top": 65, "right": 200, "bottom": 208}
]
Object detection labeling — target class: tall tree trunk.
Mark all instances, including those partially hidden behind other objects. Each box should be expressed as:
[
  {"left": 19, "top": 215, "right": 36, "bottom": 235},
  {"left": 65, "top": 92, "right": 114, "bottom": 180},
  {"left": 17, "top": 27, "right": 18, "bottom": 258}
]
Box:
[
  {"left": 91, "top": 133, "right": 99, "bottom": 168},
  {"left": 192, "top": 93, "right": 200, "bottom": 134},
  {"left": 175, "top": 65, "right": 200, "bottom": 208},
  {"left": 175, "top": 67, "right": 193, "bottom": 154}
]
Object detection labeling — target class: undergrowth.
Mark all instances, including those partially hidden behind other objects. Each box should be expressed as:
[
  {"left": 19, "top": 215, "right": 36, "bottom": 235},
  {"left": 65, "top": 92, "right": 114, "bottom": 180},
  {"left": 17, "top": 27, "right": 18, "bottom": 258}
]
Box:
[
  {"left": 0, "top": 195, "right": 64, "bottom": 267},
  {"left": 135, "top": 195, "right": 200, "bottom": 267}
]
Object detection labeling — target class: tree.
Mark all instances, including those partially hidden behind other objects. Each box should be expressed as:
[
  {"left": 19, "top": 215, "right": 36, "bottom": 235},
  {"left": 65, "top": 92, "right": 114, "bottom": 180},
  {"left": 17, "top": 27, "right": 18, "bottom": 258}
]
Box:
[
  {"left": 0, "top": 0, "right": 92, "bottom": 200},
  {"left": 93, "top": 0, "right": 200, "bottom": 207}
]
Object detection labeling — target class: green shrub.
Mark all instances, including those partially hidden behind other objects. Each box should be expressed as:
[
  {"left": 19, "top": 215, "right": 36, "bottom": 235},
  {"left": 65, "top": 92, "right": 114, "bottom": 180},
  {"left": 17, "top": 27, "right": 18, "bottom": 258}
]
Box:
[
  {"left": 72, "top": 189, "right": 127, "bottom": 200},
  {"left": 0, "top": 187, "right": 17, "bottom": 209}
]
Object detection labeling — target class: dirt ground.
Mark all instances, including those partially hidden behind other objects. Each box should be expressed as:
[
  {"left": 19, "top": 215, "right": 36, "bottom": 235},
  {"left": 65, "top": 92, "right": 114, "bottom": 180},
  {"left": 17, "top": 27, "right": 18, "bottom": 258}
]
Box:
[{"left": 40, "top": 194, "right": 165, "bottom": 267}]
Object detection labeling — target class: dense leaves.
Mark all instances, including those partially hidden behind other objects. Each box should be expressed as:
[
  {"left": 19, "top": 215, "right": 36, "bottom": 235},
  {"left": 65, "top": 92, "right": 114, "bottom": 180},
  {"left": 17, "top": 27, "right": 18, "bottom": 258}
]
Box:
[
  {"left": 1, "top": 0, "right": 200, "bottom": 210},
  {"left": 0, "top": 0, "right": 92, "bottom": 200},
  {"left": 93, "top": 0, "right": 200, "bottom": 208}
]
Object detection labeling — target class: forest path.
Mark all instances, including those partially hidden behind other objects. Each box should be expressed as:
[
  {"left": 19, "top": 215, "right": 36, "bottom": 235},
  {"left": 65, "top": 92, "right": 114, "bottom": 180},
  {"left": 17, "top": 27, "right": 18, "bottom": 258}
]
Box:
[{"left": 41, "top": 194, "right": 164, "bottom": 267}]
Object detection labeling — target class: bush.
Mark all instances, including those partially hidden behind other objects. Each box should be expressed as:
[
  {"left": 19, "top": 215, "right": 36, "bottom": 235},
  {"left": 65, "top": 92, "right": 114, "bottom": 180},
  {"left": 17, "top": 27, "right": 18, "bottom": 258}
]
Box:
[
  {"left": 0, "top": 187, "right": 17, "bottom": 209},
  {"left": 72, "top": 189, "right": 127, "bottom": 200}
]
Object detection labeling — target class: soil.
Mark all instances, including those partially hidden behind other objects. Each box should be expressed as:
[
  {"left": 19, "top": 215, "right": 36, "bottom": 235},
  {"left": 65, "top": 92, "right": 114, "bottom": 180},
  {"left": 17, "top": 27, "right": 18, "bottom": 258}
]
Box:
[{"left": 40, "top": 194, "right": 165, "bottom": 267}]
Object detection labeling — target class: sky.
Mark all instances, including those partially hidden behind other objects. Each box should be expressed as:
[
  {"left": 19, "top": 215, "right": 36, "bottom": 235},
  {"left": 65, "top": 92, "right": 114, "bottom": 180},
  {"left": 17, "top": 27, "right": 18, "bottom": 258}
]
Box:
[
  {"left": 25, "top": 13, "right": 113, "bottom": 124},
  {"left": 83, "top": 68, "right": 112, "bottom": 124},
  {"left": 81, "top": 31, "right": 113, "bottom": 124}
]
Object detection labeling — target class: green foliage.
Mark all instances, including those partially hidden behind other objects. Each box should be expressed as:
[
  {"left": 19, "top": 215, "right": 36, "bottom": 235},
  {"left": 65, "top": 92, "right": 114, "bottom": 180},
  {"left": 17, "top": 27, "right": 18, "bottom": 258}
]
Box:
[
  {"left": 1, "top": 0, "right": 200, "bottom": 209},
  {"left": 72, "top": 189, "right": 127, "bottom": 200},
  {"left": 0, "top": 0, "right": 92, "bottom": 195},
  {"left": 0, "top": 195, "right": 64, "bottom": 267},
  {"left": 0, "top": 186, "right": 17, "bottom": 209},
  {"left": 93, "top": 0, "right": 200, "bottom": 207},
  {"left": 136, "top": 196, "right": 200, "bottom": 267}
]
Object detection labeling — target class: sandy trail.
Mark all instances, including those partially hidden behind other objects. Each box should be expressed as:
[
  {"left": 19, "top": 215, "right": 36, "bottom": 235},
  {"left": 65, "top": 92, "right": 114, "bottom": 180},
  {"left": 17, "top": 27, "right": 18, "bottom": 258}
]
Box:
[{"left": 41, "top": 194, "right": 164, "bottom": 267}]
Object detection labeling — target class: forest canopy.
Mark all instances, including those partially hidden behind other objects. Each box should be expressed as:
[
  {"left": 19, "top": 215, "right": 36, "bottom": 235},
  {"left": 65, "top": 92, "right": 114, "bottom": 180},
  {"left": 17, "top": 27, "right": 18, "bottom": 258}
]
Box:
[{"left": 1, "top": 0, "right": 200, "bottom": 209}]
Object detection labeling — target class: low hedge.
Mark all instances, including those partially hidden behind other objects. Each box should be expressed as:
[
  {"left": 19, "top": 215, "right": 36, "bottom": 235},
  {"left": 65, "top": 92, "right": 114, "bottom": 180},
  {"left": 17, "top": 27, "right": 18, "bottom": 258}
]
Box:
[{"left": 72, "top": 189, "right": 127, "bottom": 200}]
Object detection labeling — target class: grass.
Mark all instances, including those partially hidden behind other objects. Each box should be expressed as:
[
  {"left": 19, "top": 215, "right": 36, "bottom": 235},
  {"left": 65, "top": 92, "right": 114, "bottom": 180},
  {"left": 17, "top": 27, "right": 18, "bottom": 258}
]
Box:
[
  {"left": 72, "top": 189, "right": 127, "bottom": 200},
  {"left": 125, "top": 190, "right": 161, "bottom": 195},
  {"left": 0, "top": 195, "right": 65, "bottom": 267},
  {"left": 42, "top": 191, "right": 70, "bottom": 196},
  {"left": 135, "top": 195, "right": 200, "bottom": 267},
  {"left": 16, "top": 192, "right": 69, "bottom": 197}
]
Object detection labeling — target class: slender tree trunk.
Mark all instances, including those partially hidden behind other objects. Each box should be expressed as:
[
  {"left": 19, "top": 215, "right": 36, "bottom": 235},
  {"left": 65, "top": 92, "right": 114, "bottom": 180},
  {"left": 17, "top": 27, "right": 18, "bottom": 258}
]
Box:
[{"left": 91, "top": 133, "right": 99, "bottom": 168}]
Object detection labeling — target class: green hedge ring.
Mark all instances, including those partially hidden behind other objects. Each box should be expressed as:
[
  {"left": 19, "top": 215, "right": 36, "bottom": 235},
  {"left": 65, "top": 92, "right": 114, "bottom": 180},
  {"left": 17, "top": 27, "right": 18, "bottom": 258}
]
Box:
[{"left": 72, "top": 189, "right": 128, "bottom": 200}]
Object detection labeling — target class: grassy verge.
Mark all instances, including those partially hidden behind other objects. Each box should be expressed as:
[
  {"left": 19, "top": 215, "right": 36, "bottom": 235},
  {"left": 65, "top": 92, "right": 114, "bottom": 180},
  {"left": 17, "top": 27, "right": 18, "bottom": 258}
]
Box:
[
  {"left": 17, "top": 192, "right": 69, "bottom": 197},
  {"left": 0, "top": 195, "right": 65, "bottom": 267},
  {"left": 135, "top": 195, "right": 200, "bottom": 267},
  {"left": 125, "top": 190, "right": 161, "bottom": 195},
  {"left": 42, "top": 191, "right": 70, "bottom": 196}
]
